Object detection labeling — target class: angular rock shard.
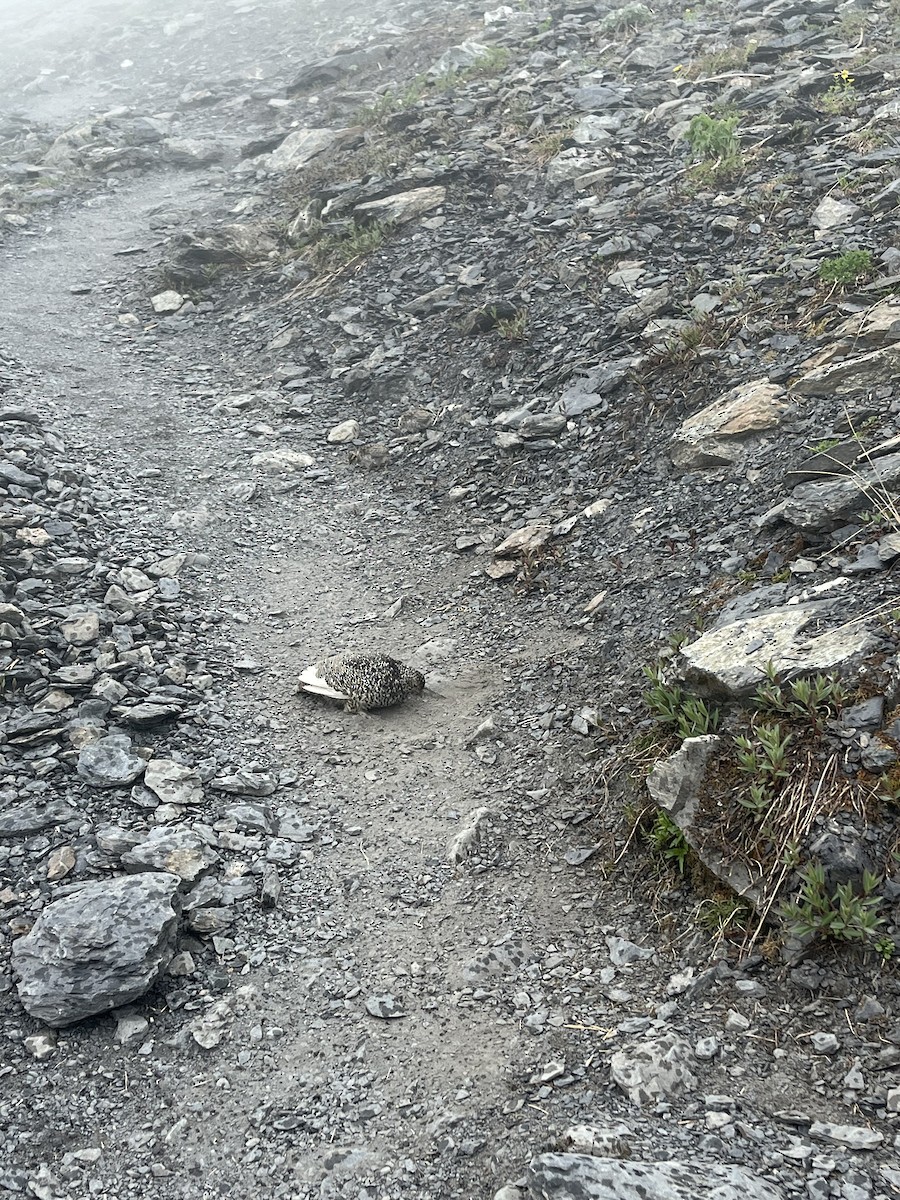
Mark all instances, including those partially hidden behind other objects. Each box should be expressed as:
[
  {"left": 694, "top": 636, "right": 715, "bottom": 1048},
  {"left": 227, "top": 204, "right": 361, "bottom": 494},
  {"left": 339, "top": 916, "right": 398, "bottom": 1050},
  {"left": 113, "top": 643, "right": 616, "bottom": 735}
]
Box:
[
  {"left": 12, "top": 874, "right": 180, "bottom": 1027},
  {"left": 526, "top": 1153, "right": 785, "bottom": 1200}
]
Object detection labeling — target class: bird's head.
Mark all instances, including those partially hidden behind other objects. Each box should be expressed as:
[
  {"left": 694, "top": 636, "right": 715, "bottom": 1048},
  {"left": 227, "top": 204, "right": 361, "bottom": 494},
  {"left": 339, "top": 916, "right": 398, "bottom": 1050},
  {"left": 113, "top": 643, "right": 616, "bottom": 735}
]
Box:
[{"left": 402, "top": 667, "right": 426, "bottom": 697}]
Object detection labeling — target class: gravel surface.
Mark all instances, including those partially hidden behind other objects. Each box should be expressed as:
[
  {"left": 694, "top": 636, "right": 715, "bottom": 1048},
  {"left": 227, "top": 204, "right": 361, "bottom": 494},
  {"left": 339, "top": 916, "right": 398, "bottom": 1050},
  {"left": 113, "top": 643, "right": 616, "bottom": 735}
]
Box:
[{"left": 1, "top": 0, "right": 899, "bottom": 1197}]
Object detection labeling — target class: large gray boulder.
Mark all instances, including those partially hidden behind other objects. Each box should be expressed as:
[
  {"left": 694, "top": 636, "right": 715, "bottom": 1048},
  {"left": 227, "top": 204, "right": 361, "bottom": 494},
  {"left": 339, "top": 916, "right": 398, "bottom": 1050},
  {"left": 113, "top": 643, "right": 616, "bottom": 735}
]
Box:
[
  {"left": 526, "top": 1154, "right": 785, "bottom": 1200},
  {"left": 12, "top": 874, "right": 180, "bottom": 1027}
]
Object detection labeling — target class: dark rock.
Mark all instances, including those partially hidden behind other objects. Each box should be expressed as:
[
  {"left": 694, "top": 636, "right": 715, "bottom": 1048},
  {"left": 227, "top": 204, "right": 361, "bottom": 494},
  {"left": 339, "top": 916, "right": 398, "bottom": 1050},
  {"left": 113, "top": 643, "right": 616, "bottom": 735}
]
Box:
[{"left": 12, "top": 874, "right": 180, "bottom": 1027}]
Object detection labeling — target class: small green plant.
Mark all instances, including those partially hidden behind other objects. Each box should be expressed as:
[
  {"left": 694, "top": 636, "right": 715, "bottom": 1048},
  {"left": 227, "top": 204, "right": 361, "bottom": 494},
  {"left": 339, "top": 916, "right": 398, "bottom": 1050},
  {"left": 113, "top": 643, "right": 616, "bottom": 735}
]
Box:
[
  {"left": 598, "top": 2, "right": 653, "bottom": 34},
  {"left": 737, "top": 781, "right": 772, "bottom": 814},
  {"left": 696, "top": 895, "right": 753, "bottom": 936},
  {"left": 837, "top": 172, "right": 861, "bottom": 193},
  {"left": 359, "top": 76, "right": 427, "bottom": 125},
  {"left": 685, "top": 42, "right": 755, "bottom": 79},
  {"left": 643, "top": 666, "right": 721, "bottom": 739},
  {"left": 530, "top": 124, "right": 574, "bottom": 163},
  {"left": 683, "top": 112, "right": 743, "bottom": 182},
  {"left": 808, "top": 436, "right": 842, "bottom": 454},
  {"left": 839, "top": 10, "right": 868, "bottom": 43},
  {"left": 645, "top": 810, "right": 691, "bottom": 875},
  {"left": 734, "top": 721, "right": 792, "bottom": 782},
  {"left": 496, "top": 309, "right": 528, "bottom": 341},
  {"left": 753, "top": 666, "right": 847, "bottom": 726},
  {"left": 309, "top": 222, "right": 387, "bottom": 271},
  {"left": 818, "top": 249, "right": 873, "bottom": 287},
  {"left": 686, "top": 112, "right": 741, "bottom": 162},
  {"left": 781, "top": 862, "right": 890, "bottom": 954},
  {"left": 820, "top": 68, "right": 858, "bottom": 115},
  {"left": 471, "top": 46, "right": 511, "bottom": 76}
]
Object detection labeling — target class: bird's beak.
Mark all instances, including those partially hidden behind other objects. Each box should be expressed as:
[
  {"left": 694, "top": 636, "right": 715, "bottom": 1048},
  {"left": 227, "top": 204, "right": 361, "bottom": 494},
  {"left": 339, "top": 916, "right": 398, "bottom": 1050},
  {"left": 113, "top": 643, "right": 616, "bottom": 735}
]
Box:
[{"left": 422, "top": 685, "right": 444, "bottom": 699}]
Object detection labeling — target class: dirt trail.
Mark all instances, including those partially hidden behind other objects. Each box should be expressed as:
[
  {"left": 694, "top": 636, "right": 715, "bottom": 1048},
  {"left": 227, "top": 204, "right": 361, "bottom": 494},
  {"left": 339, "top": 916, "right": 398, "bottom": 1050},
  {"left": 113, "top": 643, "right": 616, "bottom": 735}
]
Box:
[{"left": 0, "top": 157, "right": 589, "bottom": 1195}]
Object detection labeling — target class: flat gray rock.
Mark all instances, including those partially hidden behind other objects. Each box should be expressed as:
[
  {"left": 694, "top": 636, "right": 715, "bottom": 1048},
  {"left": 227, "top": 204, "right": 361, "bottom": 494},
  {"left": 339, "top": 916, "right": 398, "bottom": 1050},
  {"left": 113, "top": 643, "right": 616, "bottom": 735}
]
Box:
[
  {"left": 609, "top": 1031, "right": 697, "bottom": 1105},
  {"left": 783, "top": 450, "right": 900, "bottom": 531},
  {"left": 12, "top": 874, "right": 180, "bottom": 1027},
  {"left": 676, "top": 603, "right": 876, "bottom": 696},
  {"left": 526, "top": 1154, "right": 785, "bottom": 1200},
  {"left": 120, "top": 826, "right": 219, "bottom": 885},
  {"left": 77, "top": 735, "right": 146, "bottom": 787}
]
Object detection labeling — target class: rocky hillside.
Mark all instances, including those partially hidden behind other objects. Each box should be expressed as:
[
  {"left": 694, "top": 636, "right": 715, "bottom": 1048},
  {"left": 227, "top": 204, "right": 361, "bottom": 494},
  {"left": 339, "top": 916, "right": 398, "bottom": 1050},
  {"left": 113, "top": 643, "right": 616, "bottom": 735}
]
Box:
[{"left": 1, "top": 0, "right": 900, "bottom": 1198}]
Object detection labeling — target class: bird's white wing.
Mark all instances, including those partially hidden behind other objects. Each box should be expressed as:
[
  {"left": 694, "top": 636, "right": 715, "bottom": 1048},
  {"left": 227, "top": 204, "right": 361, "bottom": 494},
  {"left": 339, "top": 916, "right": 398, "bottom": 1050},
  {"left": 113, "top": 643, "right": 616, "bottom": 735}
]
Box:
[{"left": 298, "top": 664, "right": 346, "bottom": 700}]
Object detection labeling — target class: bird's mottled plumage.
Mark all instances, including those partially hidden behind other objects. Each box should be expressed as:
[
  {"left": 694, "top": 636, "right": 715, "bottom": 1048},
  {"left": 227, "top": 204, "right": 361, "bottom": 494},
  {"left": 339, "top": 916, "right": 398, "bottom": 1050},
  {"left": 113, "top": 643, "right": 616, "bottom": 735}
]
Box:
[{"left": 298, "top": 653, "right": 425, "bottom": 713}]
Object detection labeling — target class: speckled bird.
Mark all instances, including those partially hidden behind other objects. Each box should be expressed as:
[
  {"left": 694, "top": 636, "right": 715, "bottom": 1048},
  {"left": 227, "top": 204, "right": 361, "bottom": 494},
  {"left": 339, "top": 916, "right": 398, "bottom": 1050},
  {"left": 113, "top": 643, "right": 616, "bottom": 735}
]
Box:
[{"left": 297, "top": 653, "right": 426, "bottom": 713}]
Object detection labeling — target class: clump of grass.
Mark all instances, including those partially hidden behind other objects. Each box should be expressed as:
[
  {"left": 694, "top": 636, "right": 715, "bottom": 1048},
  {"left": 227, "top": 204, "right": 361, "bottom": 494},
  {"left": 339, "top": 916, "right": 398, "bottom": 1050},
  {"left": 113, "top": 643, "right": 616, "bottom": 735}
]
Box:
[
  {"left": 598, "top": 2, "right": 653, "bottom": 34},
  {"left": 643, "top": 665, "right": 721, "bottom": 740},
  {"left": 819, "top": 68, "right": 858, "bottom": 115},
  {"left": 470, "top": 46, "right": 511, "bottom": 76},
  {"left": 807, "top": 436, "right": 842, "bottom": 454},
  {"left": 686, "top": 112, "right": 741, "bottom": 162},
  {"left": 308, "top": 222, "right": 387, "bottom": 272},
  {"left": 359, "top": 77, "right": 427, "bottom": 126},
  {"left": 684, "top": 42, "right": 755, "bottom": 79},
  {"left": 496, "top": 309, "right": 528, "bottom": 341},
  {"left": 696, "top": 894, "right": 753, "bottom": 937},
  {"left": 645, "top": 809, "right": 691, "bottom": 875},
  {"left": 753, "top": 664, "right": 847, "bottom": 728},
  {"left": 839, "top": 10, "right": 869, "bottom": 44},
  {"left": 781, "top": 862, "right": 892, "bottom": 957},
  {"left": 817, "top": 249, "right": 874, "bottom": 286},
  {"left": 529, "top": 125, "right": 574, "bottom": 164}
]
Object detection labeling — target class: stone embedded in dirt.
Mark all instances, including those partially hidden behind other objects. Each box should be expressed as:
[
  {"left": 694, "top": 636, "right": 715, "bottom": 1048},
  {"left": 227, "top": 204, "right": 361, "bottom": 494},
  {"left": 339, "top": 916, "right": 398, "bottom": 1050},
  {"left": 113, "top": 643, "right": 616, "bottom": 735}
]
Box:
[
  {"left": 121, "top": 702, "right": 181, "bottom": 728},
  {"left": 676, "top": 603, "right": 877, "bottom": 697},
  {"left": 364, "top": 993, "right": 406, "bottom": 1019},
  {"left": 670, "top": 380, "right": 789, "bottom": 471},
  {"left": 77, "top": 734, "right": 147, "bottom": 788},
  {"left": 428, "top": 41, "right": 490, "bottom": 75},
  {"left": 263, "top": 127, "right": 341, "bottom": 171},
  {"left": 791, "top": 346, "right": 900, "bottom": 397},
  {"left": 211, "top": 770, "right": 278, "bottom": 797},
  {"left": 118, "top": 566, "right": 154, "bottom": 593},
  {"left": 451, "top": 937, "right": 535, "bottom": 988},
  {"left": 24, "top": 1032, "right": 57, "bottom": 1060},
  {"left": 606, "top": 936, "right": 653, "bottom": 967},
  {"left": 354, "top": 186, "right": 447, "bottom": 226},
  {"left": 327, "top": 418, "right": 360, "bottom": 443},
  {"left": 525, "top": 1154, "right": 785, "bottom": 1200},
  {"left": 12, "top": 874, "right": 180, "bottom": 1027},
  {"left": 59, "top": 609, "right": 100, "bottom": 644},
  {"left": 494, "top": 522, "right": 552, "bottom": 558},
  {"left": 834, "top": 295, "right": 900, "bottom": 346},
  {"left": 609, "top": 1032, "right": 697, "bottom": 1105},
  {"left": 120, "top": 826, "right": 219, "bottom": 886},
  {"left": 811, "top": 195, "right": 862, "bottom": 233},
  {"left": 647, "top": 736, "right": 760, "bottom": 902},
  {"left": 0, "top": 798, "right": 79, "bottom": 835},
  {"left": 151, "top": 289, "right": 185, "bottom": 314},
  {"left": 518, "top": 413, "right": 567, "bottom": 440},
  {"left": 559, "top": 1124, "right": 632, "bottom": 1158},
  {"left": 250, "top": 448, "right": 315, "bottom": 472},
  {"left": 163, "top": 137, "right": 226, "bottom": 169},
  {"left": 808, "top": 1122, "right": 884, "bottom": 1150},
  {"left": 45, "top": 846, "right": 76, "bottom": 881},
  {"left": 559, "top": 363, "right": 629, "bottom": 416},
  {"left": 188, "top": 997, "right": 236, "bottom": 1049},
  {"left": 783, "top": 450, "right": 900, "bottom": 531},
  {"left": 143, "top": 759, "right": 203, "bottom": 806},
  {"left": 287, "top": 46, "right": 394, "bottom": 92}
]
